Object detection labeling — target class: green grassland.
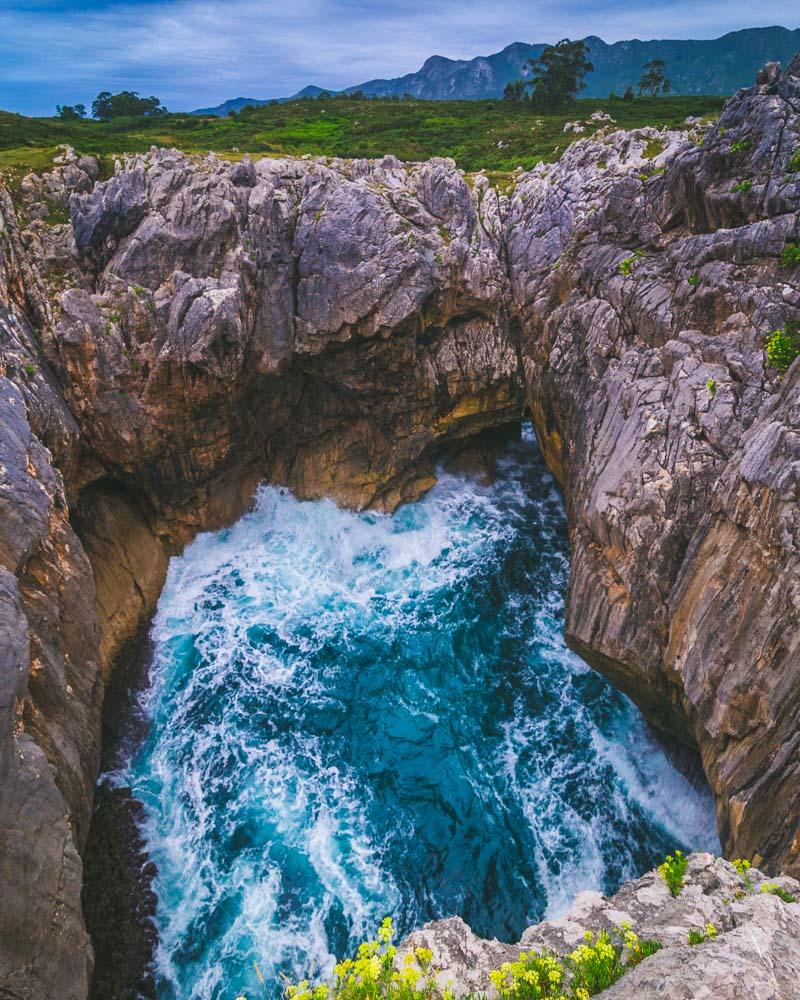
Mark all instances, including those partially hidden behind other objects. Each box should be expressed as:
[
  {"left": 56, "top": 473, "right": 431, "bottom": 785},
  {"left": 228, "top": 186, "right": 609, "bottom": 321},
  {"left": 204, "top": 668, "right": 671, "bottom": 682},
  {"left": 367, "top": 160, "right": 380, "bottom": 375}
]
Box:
[{"left": 0, "top": 94, "right": 725, "bottom": 190}]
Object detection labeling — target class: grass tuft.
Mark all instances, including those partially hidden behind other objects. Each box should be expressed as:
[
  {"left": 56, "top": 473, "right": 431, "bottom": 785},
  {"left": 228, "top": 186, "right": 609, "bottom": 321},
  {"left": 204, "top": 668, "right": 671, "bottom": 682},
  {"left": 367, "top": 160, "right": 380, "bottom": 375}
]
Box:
[{"left": 658, "top": 850, "right": 688, "bottom": 897}]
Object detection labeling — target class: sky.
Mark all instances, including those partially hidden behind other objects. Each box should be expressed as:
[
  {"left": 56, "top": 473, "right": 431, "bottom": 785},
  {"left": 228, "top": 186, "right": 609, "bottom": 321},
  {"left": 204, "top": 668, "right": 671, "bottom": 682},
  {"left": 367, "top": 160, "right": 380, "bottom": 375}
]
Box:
[{"left": 0, "top": 0, "right": 797, "bottom": 116}]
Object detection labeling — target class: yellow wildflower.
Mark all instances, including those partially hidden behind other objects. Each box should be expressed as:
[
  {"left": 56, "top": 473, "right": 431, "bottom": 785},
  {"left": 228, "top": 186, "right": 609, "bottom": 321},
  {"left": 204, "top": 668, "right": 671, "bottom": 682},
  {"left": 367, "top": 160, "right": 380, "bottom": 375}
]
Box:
[
  {"left": 411, "top": 946, "right": 432, "bottom": 972},
  {"left": 377, "top": 917, "right": 394, "bottom": 944}
]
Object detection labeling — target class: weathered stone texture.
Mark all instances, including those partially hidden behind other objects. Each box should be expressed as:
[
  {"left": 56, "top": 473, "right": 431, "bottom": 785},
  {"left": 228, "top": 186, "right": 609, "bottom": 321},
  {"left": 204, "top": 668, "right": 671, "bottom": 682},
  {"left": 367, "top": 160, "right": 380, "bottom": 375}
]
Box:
[
  {"left": 401, "top": 854, "right": 800, "bottom": 999},
  {"left": 0, "top": 54, "right": 799, "bottom": 999},
  {"left": 509, "top": 56, "right": 800, "bottom": 876}
]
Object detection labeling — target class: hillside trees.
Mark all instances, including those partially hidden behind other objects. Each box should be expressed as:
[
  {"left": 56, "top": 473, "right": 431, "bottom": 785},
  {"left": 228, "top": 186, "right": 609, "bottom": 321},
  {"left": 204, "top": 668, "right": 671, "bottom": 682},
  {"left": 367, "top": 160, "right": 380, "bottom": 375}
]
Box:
[
  {"left": 56, "top": 103, "right": 87, "bottom": 119},
  {"left": 503, "top": 79, "right": 527, "bottom": 102},
  {"left": 91, "top": 91, "right": 167, "bottom": 120},
  {"left": 503, "top": 39, "right": 594, "bottom": 109},
  {"left": 526, "top": 39, "right": 594, "bottom": 108}
]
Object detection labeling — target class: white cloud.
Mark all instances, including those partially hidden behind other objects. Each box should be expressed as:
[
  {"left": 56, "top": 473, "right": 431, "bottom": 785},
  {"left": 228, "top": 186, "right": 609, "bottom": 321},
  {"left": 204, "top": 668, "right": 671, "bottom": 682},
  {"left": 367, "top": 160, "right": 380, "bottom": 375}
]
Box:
[{"left": 0, "top": 0, "right": 797, "bottom": 113}]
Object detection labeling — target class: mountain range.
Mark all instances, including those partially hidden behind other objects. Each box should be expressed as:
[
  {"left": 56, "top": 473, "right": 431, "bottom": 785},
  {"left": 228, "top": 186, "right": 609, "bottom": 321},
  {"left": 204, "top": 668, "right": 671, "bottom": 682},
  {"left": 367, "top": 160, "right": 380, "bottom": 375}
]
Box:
[{"left": 191, "top": 25, "right": 800, "bottom": 116}]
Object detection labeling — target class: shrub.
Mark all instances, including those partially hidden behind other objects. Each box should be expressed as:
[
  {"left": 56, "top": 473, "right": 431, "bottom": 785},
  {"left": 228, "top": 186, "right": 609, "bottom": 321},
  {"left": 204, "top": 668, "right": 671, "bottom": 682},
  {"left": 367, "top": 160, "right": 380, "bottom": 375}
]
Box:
[
  {"left": 787, "top": 148, "right": 800, "bottom": 173},
  {"left": 731, "top": 179, "right": 752, "bottom": 194},
  {"left": 618, "top": 249, "right": 645, "bottom": 277},
  {"left": 283, "top": 918, "right": 446, "bottom": 1000},
  {"left": 658, "top": 850, "right": 688, "bottom": 897},
  {"left": 732, "top": 858, "right": 755, "bottom": 894},
  {"left": 781, "top": 244, "right": 800, "bottom": 269},
  {"left": 687, "top": 273, "right": 699, "bottom": 286},
  {"left": 687, "top": 923, "right": 718, "bottom": 946},
  {"left": 568, "top": 931, "right": 626, "bottom": 996},
  {"left": 568, "top": 925, "right": 660, "bottom": 997},
  {"left": 291, "top": 920, "right": 662, "bottom": 1000},
  {"left": 729, "top": 139, "right": 752, "bottom": 153},
  {"left": 706, "top": 378, "right": 717, "bottom": 398},
  {"left": 765, "top": 322, "right": 800, "bottom": 373},
  {"left": 490, "top": 950, "right": 567, "bottom": 999},
  {"left": 23, "top": 363, "right": 36, "bottom": 379},
  {"left": 492, "top": 924, "right": 660, "bottom": 1000},
  {"left": 760, "top": 882, "right": 797, "bottom": 904}
]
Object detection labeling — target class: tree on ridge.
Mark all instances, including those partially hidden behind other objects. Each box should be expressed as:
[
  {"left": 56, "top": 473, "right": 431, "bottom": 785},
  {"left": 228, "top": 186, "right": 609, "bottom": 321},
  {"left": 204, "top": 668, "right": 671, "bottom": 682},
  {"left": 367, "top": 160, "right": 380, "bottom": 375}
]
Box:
[{"left": 638, "top": 59, "right": 671, "bottom": 97}]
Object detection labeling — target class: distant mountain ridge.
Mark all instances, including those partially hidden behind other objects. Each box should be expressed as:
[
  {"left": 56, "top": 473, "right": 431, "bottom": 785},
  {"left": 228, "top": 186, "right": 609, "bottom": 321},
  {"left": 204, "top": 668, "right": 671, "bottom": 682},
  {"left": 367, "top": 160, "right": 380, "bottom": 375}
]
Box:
[{"left": 191, "top": 26, "right": 800, "bottom": 116}]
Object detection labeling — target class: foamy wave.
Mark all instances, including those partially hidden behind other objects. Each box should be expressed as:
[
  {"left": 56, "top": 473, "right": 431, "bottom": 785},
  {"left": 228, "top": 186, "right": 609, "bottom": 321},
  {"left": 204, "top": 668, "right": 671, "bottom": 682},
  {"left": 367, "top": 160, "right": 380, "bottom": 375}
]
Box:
[{"left": 128, "top": 427, "right": 718, "bottom": 999}]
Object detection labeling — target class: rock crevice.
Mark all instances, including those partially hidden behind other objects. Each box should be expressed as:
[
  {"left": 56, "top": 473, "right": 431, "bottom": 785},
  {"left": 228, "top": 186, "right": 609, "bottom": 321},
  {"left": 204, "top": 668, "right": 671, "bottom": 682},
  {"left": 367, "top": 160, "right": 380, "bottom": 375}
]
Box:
[{"left": 0, "top": 57, "right": 799, "bottom": 998}]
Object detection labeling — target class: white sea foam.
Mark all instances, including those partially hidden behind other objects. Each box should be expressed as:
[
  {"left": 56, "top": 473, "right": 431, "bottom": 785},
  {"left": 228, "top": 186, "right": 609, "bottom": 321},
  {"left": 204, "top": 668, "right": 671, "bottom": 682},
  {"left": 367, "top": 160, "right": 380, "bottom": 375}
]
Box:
[{"left": 128, "top": 427, "right": 718, "bottom": 998}]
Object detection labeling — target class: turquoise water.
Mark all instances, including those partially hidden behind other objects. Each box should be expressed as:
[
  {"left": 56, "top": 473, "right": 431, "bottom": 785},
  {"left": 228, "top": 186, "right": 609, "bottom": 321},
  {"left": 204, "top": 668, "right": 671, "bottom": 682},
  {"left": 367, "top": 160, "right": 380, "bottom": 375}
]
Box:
[{"left": 127, "top": 428, "right": 717, "bottom": 999}]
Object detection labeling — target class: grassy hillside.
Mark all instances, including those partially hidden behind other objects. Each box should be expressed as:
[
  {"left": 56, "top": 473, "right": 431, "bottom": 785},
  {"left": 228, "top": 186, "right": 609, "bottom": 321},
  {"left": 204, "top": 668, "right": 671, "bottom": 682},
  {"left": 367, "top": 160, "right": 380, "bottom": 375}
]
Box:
[{"left": 0, "top": 94, "right": 725, "bottom": 189}]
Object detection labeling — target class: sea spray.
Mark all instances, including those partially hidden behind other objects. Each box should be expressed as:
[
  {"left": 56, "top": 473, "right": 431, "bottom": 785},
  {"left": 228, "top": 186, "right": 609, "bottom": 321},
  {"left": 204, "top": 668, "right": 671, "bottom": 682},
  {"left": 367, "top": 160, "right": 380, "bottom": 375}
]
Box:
[{"left": 126, "top": 428, "right": 718, "bottom": 999}]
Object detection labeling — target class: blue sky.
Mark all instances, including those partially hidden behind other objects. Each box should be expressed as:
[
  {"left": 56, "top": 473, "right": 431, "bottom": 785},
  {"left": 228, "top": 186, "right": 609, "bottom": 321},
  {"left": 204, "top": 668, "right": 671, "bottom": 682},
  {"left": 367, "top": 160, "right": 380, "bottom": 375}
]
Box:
[{"left": 0, "top": 0, "right": 797, "bottom": 115}]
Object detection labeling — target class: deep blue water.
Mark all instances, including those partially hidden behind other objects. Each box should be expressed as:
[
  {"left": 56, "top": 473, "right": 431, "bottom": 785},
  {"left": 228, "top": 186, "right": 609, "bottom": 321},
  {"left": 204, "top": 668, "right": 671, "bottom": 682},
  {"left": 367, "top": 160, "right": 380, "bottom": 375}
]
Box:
[{"left": 125, "top": 428, "right": 717, "bottom": 999}]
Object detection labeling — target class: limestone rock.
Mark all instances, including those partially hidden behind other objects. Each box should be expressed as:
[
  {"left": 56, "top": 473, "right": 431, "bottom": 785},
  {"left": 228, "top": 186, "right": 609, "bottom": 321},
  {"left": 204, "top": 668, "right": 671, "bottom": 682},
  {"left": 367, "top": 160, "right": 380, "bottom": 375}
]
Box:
[
  {"left": 510, "top": 55, "right": 800, "bottom": 874},
  {"left": 0, "top": 52, "right": 799, "bottom": 1000},
  {"left": 401, "top": 854, "right": 800, "bottom": 998}
]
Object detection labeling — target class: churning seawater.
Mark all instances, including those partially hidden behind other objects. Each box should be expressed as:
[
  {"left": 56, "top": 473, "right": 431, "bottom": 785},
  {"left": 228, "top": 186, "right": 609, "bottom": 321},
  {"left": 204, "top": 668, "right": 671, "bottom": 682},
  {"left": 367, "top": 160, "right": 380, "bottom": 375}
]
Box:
[{"left": 124, "top": 427, "right": 718, "bottom": 999}]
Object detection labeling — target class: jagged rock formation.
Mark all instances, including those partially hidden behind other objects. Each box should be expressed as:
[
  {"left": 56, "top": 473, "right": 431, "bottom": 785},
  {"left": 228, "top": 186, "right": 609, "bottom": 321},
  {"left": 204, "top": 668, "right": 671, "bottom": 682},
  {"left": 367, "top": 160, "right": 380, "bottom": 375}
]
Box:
[
  {"left": 401, "top": 853, "right": 800, "bottom": 998},
  {"left": 0, "top": 56, "right": 799, "bottom": 999},
  {"left": 0, "top": 144, "right": 524, "bottom": 1000},
  {"left": 512, "top": 54, "right": 800, "bottom": 879}
]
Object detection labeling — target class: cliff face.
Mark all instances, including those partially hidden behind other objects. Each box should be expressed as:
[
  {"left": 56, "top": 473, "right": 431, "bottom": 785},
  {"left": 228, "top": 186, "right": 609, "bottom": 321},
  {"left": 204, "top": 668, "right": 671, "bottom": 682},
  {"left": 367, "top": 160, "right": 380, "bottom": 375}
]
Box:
[
  {"left": 0, "top": 147, "right": 525, "bottom": 999},
  {"left": 510, "top": 55, "right": 800, "bottom": 877},
  {"left": 0, "top": 57, "right": 798, "bottom": 999},
  {"left": 1, "top": 184, "right": 101, "bottom": 998}
]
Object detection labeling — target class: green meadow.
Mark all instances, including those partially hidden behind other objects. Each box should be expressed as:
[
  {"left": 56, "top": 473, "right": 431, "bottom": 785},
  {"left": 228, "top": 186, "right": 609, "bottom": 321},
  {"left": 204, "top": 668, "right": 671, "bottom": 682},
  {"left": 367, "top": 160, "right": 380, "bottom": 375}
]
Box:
[{"left": 0, "top": 93, "right": 725, "bottom": 191}]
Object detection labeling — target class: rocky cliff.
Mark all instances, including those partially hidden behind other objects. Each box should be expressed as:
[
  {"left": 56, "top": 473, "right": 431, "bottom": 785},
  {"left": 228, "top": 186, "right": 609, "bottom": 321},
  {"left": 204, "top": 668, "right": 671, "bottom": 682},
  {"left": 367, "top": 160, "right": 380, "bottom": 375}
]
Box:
[
  {"left": 0, "top": 55, "right": 799, "bottom": 999},
  {"left": 512, "top": 56, "right": 800, "bottom": 879},
  {"left": 401, "top": 853, "right": 800, "bottom": 998}
]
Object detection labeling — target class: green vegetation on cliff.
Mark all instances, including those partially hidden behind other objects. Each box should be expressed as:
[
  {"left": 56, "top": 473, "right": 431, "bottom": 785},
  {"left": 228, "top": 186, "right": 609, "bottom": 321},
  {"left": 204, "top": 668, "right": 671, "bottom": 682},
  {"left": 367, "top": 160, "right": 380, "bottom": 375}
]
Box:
[
  {"left": 0, "top": 93, "right": 724, "bottom": 184},
  {"left": 765, "top": 322, "right": 800, "bottom": 373},
  {"left": 275, "top": 916, "right": 662, "bottom": 1000},
  {"left": 658, "top": 850, "right": 688, "bottom": 897}
]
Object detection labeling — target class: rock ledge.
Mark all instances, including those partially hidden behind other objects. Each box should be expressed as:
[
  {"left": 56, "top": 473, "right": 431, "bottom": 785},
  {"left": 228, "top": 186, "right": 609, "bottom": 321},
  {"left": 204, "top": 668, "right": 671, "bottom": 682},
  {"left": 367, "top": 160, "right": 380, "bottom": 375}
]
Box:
[{"left": 401, "top": 854, "right": 800, "bottom": 998}]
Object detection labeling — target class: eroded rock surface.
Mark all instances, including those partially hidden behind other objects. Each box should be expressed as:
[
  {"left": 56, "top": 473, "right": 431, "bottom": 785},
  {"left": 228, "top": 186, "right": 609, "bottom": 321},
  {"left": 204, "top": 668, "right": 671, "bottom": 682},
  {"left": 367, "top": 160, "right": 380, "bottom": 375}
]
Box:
[
  {"left": 401, "top": 854, "right": 800, "bottom": 998},
  {"left": 0, "top": 143, "right": 524, "bottom": 1000},
  {"left": 510, "top": 54, "right": 800, "bottom": 876},
  {"left": 0, "top": 54, "right": 799, "bottom": 999}
]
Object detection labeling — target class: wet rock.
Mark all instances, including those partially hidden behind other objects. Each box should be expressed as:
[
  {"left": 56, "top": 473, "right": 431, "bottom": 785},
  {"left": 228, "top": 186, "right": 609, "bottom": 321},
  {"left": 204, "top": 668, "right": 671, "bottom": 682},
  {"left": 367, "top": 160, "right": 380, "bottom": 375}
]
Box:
[{"left": 82, "top": 785, "right": 158, "bottom": 1000}]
